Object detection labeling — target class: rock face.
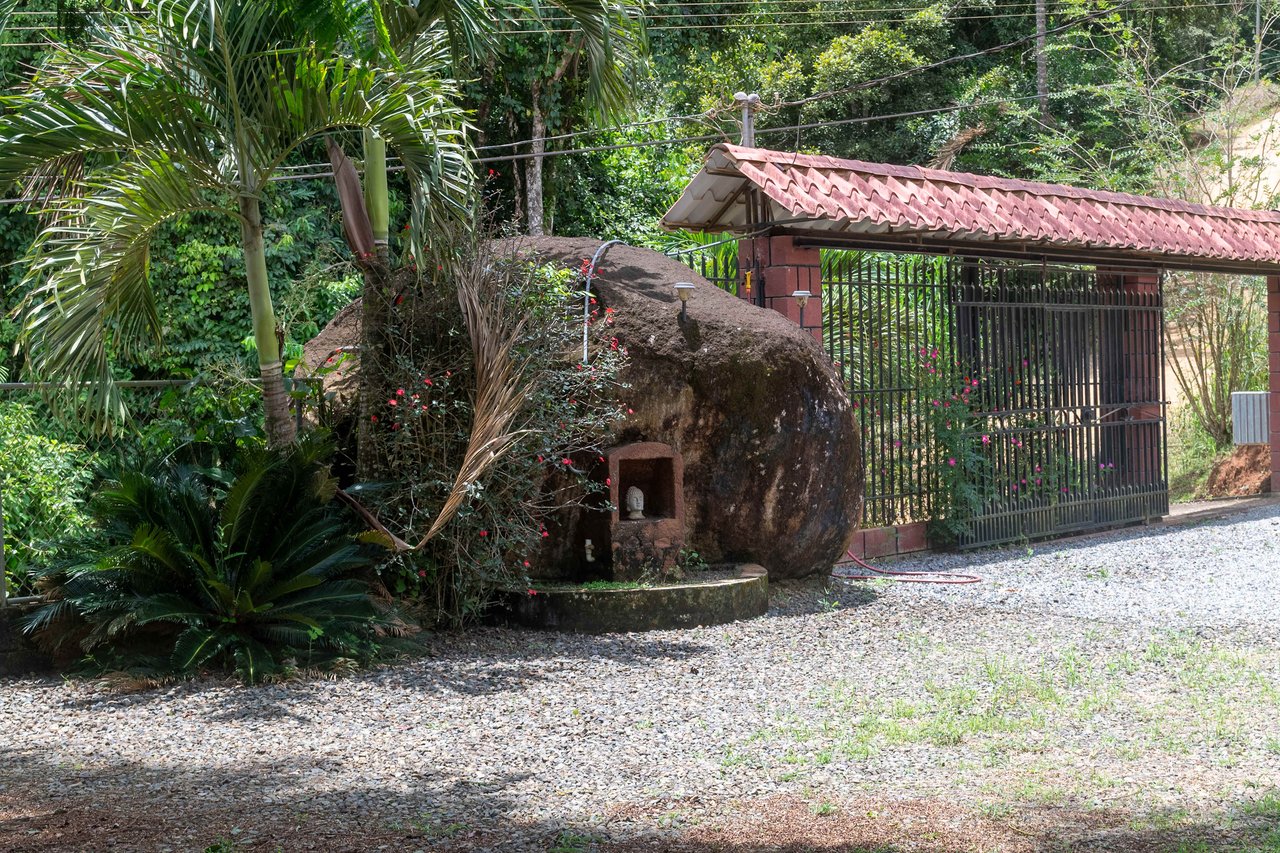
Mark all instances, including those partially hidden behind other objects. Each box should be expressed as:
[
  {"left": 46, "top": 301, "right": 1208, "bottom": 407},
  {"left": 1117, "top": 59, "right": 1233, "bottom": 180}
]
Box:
[
  {"left": 301, "top": 238, "right": 862, "bottom": 579},
  {"left": 514, "top": 237, "right": 861, "bottom": 579}
]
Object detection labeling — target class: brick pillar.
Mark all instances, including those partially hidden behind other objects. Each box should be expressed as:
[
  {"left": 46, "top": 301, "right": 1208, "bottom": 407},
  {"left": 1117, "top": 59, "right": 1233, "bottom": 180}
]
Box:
[
  {"left": 1098, "top": 270, "right": 1163, "bottom": 488},
  {"left": 1268, "top": 276, "right": 1280, "bottom": 491},
  {"left": 737, "top": 235, "right": 823, "bottom": 343}
]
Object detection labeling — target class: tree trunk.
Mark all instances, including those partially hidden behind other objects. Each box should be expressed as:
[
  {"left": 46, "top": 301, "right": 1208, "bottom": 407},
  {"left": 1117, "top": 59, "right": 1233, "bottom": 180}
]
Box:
[
  {"left": 1035, "top": 0, "right": 1050, "bottom": 123},
  {"left": 356, "top": 132, "right": 394, "bottom": 479},
  {"left": 239, "top": 193, "right": 297, "bottom": 448},
  {"left": 527, "top": 80, "right": 546, "bottom": 237}
]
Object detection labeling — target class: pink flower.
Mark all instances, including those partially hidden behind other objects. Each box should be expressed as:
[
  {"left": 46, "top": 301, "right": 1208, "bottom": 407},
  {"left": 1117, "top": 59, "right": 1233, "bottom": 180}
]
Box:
[
  {"left": 396, "top": 388, "right": 404, "bottom": 396},
  {"left": 388, "top": 398, "right": 398, "bottom": 406},
  {"left": 948, "top": 457, "right": 956, "bottom": 466},
  {"left": 527, "top": 588, "right": 538, "bottom": 597},
  {"left": 981, "top": 435, "right": 990, "bottom": 444}
]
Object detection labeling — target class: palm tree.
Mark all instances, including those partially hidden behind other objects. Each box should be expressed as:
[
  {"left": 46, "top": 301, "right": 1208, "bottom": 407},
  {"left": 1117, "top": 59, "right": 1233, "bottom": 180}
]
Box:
[
  {"left": 0, "top": 0, "right": 470, "bottom": 446},
  {"left": 323, "top": 0, "right": 645, "bottom": 475}
]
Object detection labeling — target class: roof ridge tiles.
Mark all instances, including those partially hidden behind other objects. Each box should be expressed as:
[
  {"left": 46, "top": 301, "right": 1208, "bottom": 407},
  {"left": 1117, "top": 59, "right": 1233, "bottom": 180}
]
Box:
[{"left": 721, "top": 143, "right": 1280, "bottom": 224}]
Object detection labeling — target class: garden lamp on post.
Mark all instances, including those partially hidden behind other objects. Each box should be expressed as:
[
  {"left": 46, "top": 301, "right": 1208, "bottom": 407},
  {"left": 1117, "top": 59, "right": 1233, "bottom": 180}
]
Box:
[
  {"left": 792, "top": 289, "right": 812, "bottom": 332},
  {"left": 674, "top": 281, "right": 695, "bottom": 323}
]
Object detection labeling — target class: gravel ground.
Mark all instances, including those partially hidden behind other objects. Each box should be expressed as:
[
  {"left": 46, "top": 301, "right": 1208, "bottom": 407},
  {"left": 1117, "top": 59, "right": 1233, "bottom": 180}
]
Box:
[
  {"left": 4, "top": 505, "right": 1280, "bottom": 851},
  {"left": 871, "top": 501, "right": 1280, "bottom": 634}
]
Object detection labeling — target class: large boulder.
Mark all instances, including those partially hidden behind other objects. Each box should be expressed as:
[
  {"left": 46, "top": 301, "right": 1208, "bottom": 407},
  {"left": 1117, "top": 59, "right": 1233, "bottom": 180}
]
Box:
[
  {"left": 301, "top": 238, "right": 862, "bottom": 579},
  {"left": 513, "top": 237, "right": 861, "bottom": 578}
]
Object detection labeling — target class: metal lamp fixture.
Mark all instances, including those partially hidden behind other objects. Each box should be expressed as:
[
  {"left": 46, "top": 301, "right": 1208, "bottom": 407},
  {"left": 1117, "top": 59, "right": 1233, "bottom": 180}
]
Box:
[
  {"left": 792, "top": 289, "right": 812, "bottom": 330},
  {"left": 674, "top": 281, "right": 695, "bottom": 322}
]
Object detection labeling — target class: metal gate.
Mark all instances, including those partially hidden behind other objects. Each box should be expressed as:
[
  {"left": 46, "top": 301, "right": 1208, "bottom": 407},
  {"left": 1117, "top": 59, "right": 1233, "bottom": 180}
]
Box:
[
  {"left": 948, "top": 262, "right": 1167, "bottom": 547},
  {"left": 671, "top": 245, "right": 1170, "bottom": 547},
  {"left": 823, "top": 254, "right": 1168, "bottom": 548}
]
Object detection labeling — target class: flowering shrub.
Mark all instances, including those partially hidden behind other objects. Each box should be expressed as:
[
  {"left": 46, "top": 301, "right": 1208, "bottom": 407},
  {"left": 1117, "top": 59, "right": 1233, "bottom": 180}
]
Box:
[
  {"left": 918, "top": 345, "right": 1116, "bottom": 544},
  {"left": 916, "top": 348, "right": 988, "bottom": 543},
  {"left": 360, "top": 246, "right": 626, "bottom": 625}
]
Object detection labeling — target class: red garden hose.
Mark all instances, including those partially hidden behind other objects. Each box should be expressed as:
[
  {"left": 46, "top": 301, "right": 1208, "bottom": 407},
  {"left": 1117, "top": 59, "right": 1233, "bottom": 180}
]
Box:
[{"left": 832, "top": 549, "right": 982, "bottom": 584}]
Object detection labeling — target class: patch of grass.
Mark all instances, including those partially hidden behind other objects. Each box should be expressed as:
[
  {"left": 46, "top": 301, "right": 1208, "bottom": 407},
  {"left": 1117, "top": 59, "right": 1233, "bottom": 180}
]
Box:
[
  {"left": 1242, "top": 792, "right": 1280, "bottom": 819},
  {"left": 548, "top": 830, "right": 601, "bottom": 853},
  {"left": 203, "top": 841, "right": 242, "bottom": 853},
  {"left": 410, "top": 813, "right": 466, "bottom": 840}
]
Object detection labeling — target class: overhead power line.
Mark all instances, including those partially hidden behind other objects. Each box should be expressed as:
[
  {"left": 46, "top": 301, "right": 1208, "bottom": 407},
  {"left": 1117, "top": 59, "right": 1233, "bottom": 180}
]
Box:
[{"left": 259, "top": 82, "right": 1126, "bottom": 185}]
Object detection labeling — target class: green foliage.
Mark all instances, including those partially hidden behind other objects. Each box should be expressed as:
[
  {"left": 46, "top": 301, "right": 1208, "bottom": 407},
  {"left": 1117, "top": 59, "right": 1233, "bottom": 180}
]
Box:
[
  {"left": 25, "top": 432, "right": 388, "bottom": 683},
  {"left": 917, "top": 350, "right": 987, "bottom": 544},
  {"left": 0, "top": 402, "right": 93, "bottom": 596},
  {"left": 0, "top": 0, "right": 469, "bottom": 431},
  {"left": 552, "top": 123, "right": 696, "bottom": 241}
]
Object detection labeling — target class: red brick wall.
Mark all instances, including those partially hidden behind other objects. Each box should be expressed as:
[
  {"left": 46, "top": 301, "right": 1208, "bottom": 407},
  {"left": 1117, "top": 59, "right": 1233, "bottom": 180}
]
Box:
[
  {"left": 845, "top": 522, "right": 930, "bottom": 559},
  {"left": 737, "top": 236, "right": 823, "bottom": 343}
]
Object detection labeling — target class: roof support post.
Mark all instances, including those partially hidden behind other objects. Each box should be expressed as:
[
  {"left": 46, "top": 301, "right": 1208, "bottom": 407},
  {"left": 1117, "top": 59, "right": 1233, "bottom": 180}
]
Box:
[{"left": 1268, "top": 276, "right": 1280, "bottom": 491}]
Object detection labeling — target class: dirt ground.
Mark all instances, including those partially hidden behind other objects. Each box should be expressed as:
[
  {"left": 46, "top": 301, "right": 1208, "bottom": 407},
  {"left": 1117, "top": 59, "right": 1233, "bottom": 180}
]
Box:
[
  {"left": 2, "top": 790, "right": 1274, "bottom": 852},
  {"left": 1204, "top": 444, "right": 1272, "bottom": 498}
]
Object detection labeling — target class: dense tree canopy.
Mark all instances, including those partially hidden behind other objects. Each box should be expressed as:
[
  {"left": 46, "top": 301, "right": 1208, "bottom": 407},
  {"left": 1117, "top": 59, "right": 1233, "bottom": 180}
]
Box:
[{"left": 0, "top": 0, "right": 1273, "bottom": 385}]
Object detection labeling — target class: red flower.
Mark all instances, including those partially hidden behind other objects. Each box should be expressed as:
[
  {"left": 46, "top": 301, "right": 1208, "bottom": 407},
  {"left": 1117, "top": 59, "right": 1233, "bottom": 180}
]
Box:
[
  {"left": 370, "top": 415, "right": 378, "bottom": 423},
  {"left": 479, "top": 529, "right": 488, "bottom": 538},
  {"left": 527, "top": 588, "right": 538, "bottom": 597},
  {"left": 388, "top": 398, "right": 398, "bottom": 406},
  {"left": 418, "top": 569, "right": 427, "bottom": 577},
  {"left": 424, "top": 377, "right": 433, "bottom": 386},
  {"left": 523, "top": 560, "right": 531, "bottom": 568},
  {"left": 626, "top": 408, "right": 634, "bottom": 415},
  {"left": 562, "top": 458, "right": 572, "bottom": 466},
  {"left": 396, "top": 388, "right": 405, "bottom": 396},
  {"left": 605, "top": 477, "right": 612, "bottom": 486}
]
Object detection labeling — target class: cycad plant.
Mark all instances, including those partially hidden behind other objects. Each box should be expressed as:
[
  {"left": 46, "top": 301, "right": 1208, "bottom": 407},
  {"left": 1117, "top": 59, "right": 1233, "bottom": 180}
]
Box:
[
  {"left": 25, "top": 433, "right": 386, "bottom": 683},
  {"left": 0, "top": 0, "right": 469, "bottom": 444}
]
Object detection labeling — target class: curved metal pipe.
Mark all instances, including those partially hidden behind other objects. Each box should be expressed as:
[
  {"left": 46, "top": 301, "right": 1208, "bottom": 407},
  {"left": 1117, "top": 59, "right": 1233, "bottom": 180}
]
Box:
[{"left": 583, "top": 239, "right": 624, "bottom": 364}]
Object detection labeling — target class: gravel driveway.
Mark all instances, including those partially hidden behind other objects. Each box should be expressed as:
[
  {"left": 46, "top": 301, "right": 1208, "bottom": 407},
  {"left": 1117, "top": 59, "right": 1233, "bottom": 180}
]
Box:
[{"left": 4, "top": 504, "right": 1280, "bottom": 851}]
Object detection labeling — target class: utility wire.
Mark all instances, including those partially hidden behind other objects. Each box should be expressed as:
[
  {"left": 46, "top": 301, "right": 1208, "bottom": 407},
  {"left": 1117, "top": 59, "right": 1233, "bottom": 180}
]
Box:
[{"left": 0, "top": 82, "right": 1122, "bottom": 203}]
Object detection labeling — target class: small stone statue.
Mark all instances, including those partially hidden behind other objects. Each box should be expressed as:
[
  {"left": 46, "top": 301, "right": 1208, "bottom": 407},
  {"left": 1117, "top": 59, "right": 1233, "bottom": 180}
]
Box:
[{"left": 625, "top": 486, "right": 645, "bottom": 520}]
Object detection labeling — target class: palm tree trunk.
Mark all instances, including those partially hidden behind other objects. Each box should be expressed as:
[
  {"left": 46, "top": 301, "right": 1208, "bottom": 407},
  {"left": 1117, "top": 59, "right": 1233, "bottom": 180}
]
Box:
[
  {"left": 364, "top": 130, "right": 390, "bottom": 252},
  {"left": 239, "top": 193, "right": 297, "bottom": 447},
  {"left": 357, "top": 132, "right": 393, "bottom": 479}
]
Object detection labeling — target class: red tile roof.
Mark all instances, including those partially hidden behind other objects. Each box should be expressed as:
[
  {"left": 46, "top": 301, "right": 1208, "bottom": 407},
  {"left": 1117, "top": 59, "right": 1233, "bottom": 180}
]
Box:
[{"left": 661, "top": 144, "right": 1280, "bottom": 272}]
